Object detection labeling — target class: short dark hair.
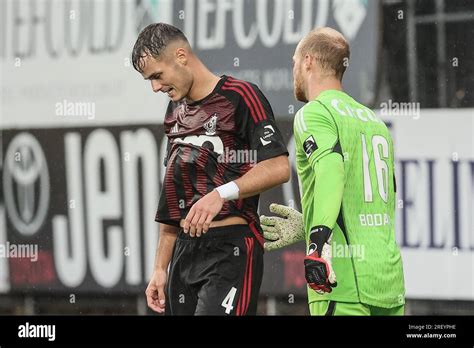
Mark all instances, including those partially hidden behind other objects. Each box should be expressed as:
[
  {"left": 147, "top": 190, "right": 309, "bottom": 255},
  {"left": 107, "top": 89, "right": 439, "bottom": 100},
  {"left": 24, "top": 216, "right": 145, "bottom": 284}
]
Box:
[{"left": 132, "top": 23, "right": 189, "bottom": 72}]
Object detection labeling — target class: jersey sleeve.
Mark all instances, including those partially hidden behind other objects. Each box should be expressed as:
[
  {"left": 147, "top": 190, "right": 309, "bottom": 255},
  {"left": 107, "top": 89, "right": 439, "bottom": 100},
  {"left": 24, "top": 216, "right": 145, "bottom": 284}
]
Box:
[
  {"left": 294, "top": 100, "right": 342, "bottom": 166},
  {"left": 312, "top": 153, "right": 345, "bottom": 230},
  {"left": 238, "top": 83, "right": 288, "bottom": 162},
  {"left": 294, "top": 101, "right": 344, "bottom": 230}
]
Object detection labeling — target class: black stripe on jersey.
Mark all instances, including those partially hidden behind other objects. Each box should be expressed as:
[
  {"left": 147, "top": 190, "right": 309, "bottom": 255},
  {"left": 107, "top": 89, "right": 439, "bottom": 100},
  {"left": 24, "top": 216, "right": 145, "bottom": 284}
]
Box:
[
  {"left": 337, "top": 204, "right": 362, "bottom": 302},
  {"left": 325, "top": 301, "right": 336, "bottom": 316},
  {"left": 332, "top": 140, "right": 343, "bottom": 156},
  {"left": 336, "top": 206, "right": 349, "bottom": 245}
]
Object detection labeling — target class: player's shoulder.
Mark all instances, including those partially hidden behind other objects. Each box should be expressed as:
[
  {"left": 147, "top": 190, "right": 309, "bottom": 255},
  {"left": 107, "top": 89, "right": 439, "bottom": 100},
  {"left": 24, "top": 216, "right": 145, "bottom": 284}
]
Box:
[
  {"left": 294, "top": 102, "right": 326, "bottom": 137},
  {"left": 220, "top": 76, "right": 274, "bottom": 125},
  {"left": 303, "top": 99, "right": 331, "bottom": 114},
  {"left": 223, "top": 75, "right": 261, "bottom": 90},
  {"left": 220, "top": 75, "right": 266, "bottom": 102},
  {"left": 314, "top": 89, "right": 357, "bottom": 116},
  {"left": 295, "top": 100, "right": 333, "bottom": 125}
]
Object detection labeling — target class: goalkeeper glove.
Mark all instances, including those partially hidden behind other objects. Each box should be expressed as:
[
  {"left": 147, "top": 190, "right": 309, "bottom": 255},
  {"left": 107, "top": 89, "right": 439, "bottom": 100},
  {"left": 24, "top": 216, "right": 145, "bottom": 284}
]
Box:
[
  {"left": 260, "top": 203, "right": 305, "bottom": 251},
  {"left": 305, "top": 226, "right": 337, "bottom": 294}
]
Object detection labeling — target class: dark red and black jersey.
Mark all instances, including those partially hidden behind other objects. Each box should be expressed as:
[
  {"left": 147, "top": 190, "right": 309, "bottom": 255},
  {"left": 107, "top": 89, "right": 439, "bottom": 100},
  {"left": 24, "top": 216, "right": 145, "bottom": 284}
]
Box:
[{"left": 155, "top": 75, "right": 288, "bottom": 243}]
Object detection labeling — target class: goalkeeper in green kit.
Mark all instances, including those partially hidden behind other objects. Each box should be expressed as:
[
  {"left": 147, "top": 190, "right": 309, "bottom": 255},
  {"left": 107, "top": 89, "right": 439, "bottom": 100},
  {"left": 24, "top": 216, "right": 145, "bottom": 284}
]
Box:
[{"left": 261, "top": 27, "right": 405, "bottom": 315}]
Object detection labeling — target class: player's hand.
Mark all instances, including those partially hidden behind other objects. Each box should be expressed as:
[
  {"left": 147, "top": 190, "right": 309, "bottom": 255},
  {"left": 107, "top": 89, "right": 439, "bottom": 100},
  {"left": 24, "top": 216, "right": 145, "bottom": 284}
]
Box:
[
  {"left": 304, "top": 226, "right": 337, "bottom": 294},
  {"left": 260, "top": 203, "right": 305, "bottom": 251},
  {"left": 184, "top": 190, "right": 224, "bottom": 237},
  {"left": 145, "top": 269, "right": 168, "bottom": 314}
]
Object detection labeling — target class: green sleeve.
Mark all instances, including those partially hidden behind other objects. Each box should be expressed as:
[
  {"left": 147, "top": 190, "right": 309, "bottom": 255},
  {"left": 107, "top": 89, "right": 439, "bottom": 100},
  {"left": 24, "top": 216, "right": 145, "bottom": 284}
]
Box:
[
  {"left": 294, "top": 101, "right": 344, "bottom": 229},
  {"left": 294, "top": 101, "right": 339, "bottom": 165},
  {"left": 313, "top": 152, "right": 344, "bottom": 229}
]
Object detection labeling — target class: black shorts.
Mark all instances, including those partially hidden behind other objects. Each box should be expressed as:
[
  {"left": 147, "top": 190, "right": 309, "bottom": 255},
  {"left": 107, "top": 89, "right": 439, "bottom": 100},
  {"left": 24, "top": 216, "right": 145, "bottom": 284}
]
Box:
[{"left": 165, "top": 225, "right": 263, "bottom": 316}]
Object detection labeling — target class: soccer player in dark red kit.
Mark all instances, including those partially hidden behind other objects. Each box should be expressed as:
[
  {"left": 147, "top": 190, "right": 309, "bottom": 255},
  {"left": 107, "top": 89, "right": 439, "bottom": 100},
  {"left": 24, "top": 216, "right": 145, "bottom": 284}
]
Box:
[{"left": 132, "top": 23, "right": 290, "bottom": 315}]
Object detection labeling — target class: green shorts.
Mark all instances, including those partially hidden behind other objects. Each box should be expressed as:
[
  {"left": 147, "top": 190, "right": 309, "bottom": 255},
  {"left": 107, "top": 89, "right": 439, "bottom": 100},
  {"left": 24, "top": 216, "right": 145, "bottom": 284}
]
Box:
[{"left": 309, "top": 301, "right": 404, "bottom": 316}]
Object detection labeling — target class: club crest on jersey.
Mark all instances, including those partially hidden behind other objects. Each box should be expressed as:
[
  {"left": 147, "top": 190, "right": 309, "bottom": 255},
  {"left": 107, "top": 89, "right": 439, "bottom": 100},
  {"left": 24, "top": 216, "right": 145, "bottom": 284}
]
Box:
[
  {"left": 204, "top": 113, "right": 218, "bottom": 135},
  {"left": 303, "top": 135, "right": 318, "bottom": 158}
]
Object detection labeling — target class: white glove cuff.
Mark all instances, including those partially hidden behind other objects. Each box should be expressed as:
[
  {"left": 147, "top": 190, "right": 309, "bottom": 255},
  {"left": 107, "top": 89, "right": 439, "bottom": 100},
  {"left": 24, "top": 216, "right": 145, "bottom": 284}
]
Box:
[{"left": 215, "top": 181, "right": 240, "bottom": 201}]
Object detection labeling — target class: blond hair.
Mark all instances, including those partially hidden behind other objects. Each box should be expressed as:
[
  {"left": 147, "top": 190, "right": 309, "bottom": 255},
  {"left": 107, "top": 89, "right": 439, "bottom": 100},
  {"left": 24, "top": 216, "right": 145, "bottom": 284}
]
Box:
[{"left": 298, "top": 27, "right": 350, "bottom": 80}]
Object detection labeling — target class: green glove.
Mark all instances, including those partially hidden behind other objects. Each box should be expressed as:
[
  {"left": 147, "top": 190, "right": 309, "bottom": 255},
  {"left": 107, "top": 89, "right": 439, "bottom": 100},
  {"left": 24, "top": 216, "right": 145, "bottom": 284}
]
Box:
[{"left": 260, "top": 203, "right": 305, "bottom": 251}]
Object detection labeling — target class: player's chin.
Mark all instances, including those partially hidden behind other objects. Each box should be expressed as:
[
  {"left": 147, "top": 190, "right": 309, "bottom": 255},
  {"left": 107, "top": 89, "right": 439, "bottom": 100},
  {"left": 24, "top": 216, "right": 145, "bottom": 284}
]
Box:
[
  {"left": 167, "top": 90, "right": 181, "bottom": 102},
  {"left": 169, "top": 94, "right": 180, "bottom": 102}
]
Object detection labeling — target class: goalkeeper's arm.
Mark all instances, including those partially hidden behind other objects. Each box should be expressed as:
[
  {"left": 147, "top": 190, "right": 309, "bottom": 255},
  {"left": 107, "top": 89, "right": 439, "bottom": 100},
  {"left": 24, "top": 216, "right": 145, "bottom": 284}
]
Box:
[
  {"left": 261, "top": 151, "right": 344, "bottom": 252},
  {"left": 305, "top": 151, "right": 344, "bottom": 293}
]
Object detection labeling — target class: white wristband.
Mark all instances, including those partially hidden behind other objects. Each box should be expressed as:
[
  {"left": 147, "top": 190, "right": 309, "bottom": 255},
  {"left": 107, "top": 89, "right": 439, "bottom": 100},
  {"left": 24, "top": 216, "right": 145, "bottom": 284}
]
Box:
[{"left": 215, "top": 181, "right": 240, "bottom": 201}]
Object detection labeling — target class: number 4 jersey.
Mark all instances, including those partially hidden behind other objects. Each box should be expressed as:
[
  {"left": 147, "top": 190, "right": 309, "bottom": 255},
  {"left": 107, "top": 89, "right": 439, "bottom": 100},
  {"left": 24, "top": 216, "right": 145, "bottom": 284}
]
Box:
[{"left": 294, "top": 89, "right": 405, "bottom": 308}]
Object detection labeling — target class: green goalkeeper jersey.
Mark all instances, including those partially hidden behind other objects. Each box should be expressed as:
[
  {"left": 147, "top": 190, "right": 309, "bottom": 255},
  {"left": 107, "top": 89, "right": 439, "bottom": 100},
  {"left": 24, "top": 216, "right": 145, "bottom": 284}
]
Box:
[{"left": 293, "top": 90, "right": 405, "bottom": 308}]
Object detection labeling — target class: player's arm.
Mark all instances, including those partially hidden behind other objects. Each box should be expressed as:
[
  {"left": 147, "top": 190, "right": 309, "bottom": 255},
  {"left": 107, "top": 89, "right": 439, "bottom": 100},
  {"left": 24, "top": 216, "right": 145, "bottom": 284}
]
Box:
[
  {"left": 183, "top": 82, "right": 289, "bottom": 236},
  {"left": 305, "top": 152, "right": 344, "bottom": 293},
  {"left": 145, "top": 223, "right": 178, "bottom": 313},
  {"left": 234, "top": 155, "right": 289, "bottom": 198},
  {"left": 228, "top": 82, "right": 290, "bottom": 198},
  {"left": 301, "top": 102, "right": 344, "bottom": 294},
  {"left": 261, "top": 103, "right": 344, "bottom": 253},
  {"left": 305, "top": 104, "right": 345, "bottom": 232},
  {"left": 183, "top": 154, "right": 289, "bottom": 236},
  {"left": 261, "top": 151, "right": 344, "bottom": 253},
  {"left": 183, "top": 156, "right": 289, "bottom": 237}
]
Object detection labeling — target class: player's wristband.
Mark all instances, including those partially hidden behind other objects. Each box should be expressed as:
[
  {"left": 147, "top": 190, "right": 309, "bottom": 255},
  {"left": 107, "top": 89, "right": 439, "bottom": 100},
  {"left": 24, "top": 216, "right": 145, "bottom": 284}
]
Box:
[
  {"left": 308, "top": 226, "right": 332, "bottom": 256},
  {"left": 215, "top": 181, "right": 240, "bottom": 201}
]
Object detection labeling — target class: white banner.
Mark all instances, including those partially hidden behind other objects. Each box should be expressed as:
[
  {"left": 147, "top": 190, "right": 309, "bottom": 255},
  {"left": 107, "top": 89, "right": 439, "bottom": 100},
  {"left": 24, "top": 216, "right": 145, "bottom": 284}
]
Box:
[
  {"left": 380, "top": 108, "right": 474, "bottom": 300},
  {"left": 1, "top": 0, "right": 172, "bottom": 129}
]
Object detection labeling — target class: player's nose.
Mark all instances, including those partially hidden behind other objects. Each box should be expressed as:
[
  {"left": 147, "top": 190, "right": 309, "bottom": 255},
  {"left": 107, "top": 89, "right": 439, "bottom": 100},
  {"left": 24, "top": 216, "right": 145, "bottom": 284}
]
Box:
[{"left": 151, "top": 80, "right": 163, "bottom": 93}]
